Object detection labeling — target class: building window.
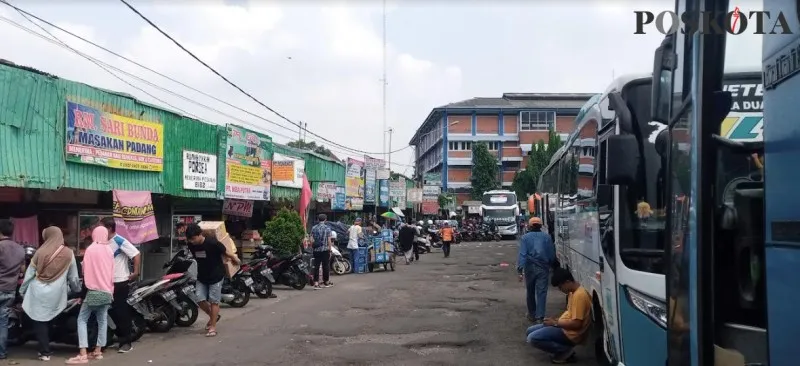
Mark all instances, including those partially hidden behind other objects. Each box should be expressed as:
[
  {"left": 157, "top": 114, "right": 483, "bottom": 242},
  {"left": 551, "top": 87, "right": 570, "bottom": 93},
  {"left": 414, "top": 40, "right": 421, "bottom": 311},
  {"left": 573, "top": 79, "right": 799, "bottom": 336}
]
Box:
[
  {"left": 449, "top": 141, "right": 473, "bottom": 151},
  {"left": 520, "top": 111, "right": 555, "bottom": 131},
  {"left": 483, "top": 141, "right": 500, "bottom": 151}
]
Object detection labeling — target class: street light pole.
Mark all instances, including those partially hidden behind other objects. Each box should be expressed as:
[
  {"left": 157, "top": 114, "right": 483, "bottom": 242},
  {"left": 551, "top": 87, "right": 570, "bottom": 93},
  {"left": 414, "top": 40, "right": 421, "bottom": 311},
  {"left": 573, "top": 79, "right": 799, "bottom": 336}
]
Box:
[{"left": 387, "top": 128, "right": 394, "bottom": 171}]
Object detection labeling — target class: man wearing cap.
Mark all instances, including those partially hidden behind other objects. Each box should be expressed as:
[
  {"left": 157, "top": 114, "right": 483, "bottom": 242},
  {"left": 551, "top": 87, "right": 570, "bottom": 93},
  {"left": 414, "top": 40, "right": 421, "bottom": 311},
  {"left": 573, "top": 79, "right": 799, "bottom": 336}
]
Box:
[{"left": 517, "top": 217, "right": 556, "bottom": 323}]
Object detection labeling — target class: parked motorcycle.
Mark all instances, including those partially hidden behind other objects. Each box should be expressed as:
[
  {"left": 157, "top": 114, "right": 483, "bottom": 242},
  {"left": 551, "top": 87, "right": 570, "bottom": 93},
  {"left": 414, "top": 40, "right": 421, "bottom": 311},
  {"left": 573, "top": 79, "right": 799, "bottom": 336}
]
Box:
[
  {"left": 161, "top": 248, "right": 200, "bottom": 327},
  {"left": 241, "top": 246, "right": 275, "bottom": 299},
  {"left": 330, "top": 245, "right": 351, "bottom": 275},
  {"left": 127, "top": 277, "right": 179, "bottom": 333},
  {"left": 266, "top": 246, "right": 310, "bottom": 290}
]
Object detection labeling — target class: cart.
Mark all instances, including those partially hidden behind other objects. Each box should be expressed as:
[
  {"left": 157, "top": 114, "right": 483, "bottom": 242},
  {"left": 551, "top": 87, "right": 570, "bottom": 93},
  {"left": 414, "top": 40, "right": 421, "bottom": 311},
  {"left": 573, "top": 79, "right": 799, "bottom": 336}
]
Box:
[{"left": 367, "top": 233, "right": 395, "bottom": 272}]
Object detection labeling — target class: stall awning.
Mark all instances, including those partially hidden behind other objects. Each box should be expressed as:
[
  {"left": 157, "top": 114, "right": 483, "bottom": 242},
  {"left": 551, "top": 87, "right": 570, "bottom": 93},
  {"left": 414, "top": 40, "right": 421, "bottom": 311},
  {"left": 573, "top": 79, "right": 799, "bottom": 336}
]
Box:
[{"left": 391, "top": 207, "right": 405, "bottom": 217}]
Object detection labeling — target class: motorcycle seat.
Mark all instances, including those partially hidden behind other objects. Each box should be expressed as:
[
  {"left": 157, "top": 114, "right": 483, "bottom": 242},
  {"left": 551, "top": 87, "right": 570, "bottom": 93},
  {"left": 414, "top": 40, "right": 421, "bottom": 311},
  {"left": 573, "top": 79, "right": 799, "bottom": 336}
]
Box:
[
  {"left": 136, "top": 278, "right": 160, "bottom": 287},
  {"left": 162, "top": 273, "right": 184, "bottom": 281}
]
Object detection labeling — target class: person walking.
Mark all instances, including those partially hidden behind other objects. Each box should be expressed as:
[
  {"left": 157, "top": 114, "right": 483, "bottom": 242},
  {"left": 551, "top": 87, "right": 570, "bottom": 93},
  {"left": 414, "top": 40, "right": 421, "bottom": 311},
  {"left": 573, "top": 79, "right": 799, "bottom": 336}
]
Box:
[
  {"left": 517, "top": 217, "right": 556, "bottom": 323},
  {"left": 67, "top": 226, "right": 115, "bottom": 364},
  {"left": 0, "top": 220, "right": 25, "bottom": 361},
  {"left": 440, "top": 222, "right": 454, "bottom": 258},
  {"left": 398, "top": 221, "right": 416, "bottom": 264},
  {"left": 185, "top": 223, "right": 240, "bottom": 338},
  {"left": 18, "top": 226, "right": 80, "bottom": 361},
  {"left": 310, "top": 214, "right": 334, "bottom": 289},
  {"left": 347, "top": 218, "right": 364, "bottom": 268},
  {"left": 101, "top": 218, "right": 140, "bottom": 353},
  {"left": 525, "top": 267, "right": 591, "bottom": 364}
]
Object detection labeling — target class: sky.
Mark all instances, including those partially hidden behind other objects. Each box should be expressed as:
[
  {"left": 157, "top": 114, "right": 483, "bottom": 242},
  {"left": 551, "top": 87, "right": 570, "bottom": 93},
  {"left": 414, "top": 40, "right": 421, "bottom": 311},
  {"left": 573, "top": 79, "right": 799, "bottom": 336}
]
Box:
[{"left": 0, "top": 0, "right": 763, "bottom": 176}]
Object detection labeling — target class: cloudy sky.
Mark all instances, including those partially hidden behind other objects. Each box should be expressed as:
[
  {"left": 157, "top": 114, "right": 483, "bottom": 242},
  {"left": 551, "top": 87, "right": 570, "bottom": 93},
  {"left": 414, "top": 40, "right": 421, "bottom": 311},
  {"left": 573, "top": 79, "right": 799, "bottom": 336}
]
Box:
[{"left": 0, "top": 0, "right": 762, "bottom": 175}]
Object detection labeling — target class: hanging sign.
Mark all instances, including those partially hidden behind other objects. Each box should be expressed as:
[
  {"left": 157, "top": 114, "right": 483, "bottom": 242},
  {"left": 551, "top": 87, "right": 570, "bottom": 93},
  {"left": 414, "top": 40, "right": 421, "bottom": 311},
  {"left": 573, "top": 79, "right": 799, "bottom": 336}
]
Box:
[
  {"left": 183, "top": 150, "right": 217, "bottom": 191},
  {"left": 224, "top": 124, "right": 273, "bottom": 200},
  {"left": 272, "top": 153, "right": 305, "bottom": 188},
  {"left": 112, "top": 190, "right": 158, "bottom": 244},
  {"left": 222, "top": 198, "right": 254, "bottom": 218}
]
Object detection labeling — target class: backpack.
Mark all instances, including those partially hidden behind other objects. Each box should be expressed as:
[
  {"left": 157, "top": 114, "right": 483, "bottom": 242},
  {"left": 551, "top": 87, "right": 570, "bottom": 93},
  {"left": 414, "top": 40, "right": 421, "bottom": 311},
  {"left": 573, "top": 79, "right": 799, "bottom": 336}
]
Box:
[{"left": 311, "top": 224, "right": 329, "bottom": 249}]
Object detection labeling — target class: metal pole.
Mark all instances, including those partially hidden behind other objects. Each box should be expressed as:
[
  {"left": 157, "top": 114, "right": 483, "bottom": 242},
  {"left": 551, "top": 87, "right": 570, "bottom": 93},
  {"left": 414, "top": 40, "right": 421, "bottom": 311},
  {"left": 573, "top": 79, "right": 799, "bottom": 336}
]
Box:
[
  {"left": 298, "top": 121, "right": 302, "bottom": 142},
  {"left": 381, "top": 0, "right": 387, "bottom": 163},
  {"left": 388, "top": 128, "right": 393, "bottom": 170}
]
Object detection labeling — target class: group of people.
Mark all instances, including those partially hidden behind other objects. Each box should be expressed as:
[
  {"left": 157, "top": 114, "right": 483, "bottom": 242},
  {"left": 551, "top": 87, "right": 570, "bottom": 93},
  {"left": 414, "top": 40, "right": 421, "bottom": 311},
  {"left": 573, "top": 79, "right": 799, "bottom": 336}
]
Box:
[
  {"left": 517, "top": 217, "right": 592, "bottom": 364},
  {"left": 0, "top": 218, "right": 140, "bottom": 363}
]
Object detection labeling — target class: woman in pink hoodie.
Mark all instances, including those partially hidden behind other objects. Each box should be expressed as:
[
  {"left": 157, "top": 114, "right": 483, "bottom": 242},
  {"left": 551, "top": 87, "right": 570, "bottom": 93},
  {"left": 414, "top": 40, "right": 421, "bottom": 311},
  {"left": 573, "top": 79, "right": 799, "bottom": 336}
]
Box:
[{"left": 67, "top": 226, "right": 115, "bottom": 364}]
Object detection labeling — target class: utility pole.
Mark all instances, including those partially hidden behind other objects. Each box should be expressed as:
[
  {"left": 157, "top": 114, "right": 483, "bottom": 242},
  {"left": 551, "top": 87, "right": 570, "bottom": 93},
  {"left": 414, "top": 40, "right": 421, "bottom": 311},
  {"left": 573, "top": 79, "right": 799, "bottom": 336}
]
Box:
[
  {"left": 298, "top": 121, "right": 302, "bottom": 142},
  {"left": 387, "top": 128, "right": 394, "bottom": 170},
  {"left": 381, "top": 0, "right": 388, "bottom": 164}
]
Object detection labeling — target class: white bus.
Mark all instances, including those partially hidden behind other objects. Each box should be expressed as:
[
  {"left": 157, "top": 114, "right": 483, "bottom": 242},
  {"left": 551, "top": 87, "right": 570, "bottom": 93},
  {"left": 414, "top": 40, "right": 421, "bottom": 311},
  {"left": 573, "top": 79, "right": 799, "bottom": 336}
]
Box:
[
  {"left": 480, "top": 190, "right": 518, "bottom": 237},
  {"left": 539, "top": 71, "right": 763, "bottom": 366}
]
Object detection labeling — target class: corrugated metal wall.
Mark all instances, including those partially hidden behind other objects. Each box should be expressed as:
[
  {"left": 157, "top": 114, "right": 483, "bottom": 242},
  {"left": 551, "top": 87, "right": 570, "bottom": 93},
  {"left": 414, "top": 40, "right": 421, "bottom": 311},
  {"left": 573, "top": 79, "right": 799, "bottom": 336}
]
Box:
[{"left": 0, "top": 63, "right": 223, "bottom": 198}]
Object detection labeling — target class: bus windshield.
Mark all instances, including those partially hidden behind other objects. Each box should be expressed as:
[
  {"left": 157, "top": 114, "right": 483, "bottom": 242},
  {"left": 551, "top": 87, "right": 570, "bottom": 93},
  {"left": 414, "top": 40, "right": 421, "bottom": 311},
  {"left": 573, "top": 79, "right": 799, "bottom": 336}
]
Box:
[
  {"left": 482, "top": 193, "right": 516, "bottom": 207},
  {"left": 618, "top": 80, "right": 668, "bottom": 275},
  {"left": 483, "top": 208, "right": 516, "bottom": 224}
]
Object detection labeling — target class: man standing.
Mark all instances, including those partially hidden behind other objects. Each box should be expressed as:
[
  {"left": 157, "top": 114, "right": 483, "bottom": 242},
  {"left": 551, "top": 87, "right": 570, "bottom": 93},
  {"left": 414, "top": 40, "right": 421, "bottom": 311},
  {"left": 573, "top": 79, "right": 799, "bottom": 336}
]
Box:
[
  {"left": 310, "top": 214, "right": 334, "bottom": 289},
  {"left": 347, "top": 218, "right": 364, "bottom": 266},
  {"left": 517, "top": 217, "right": 555, "bottom": 323},
  {"left": 0, "top": 220, "right": 24, "bottom": 360},
  {"left": 185, "top": 223, "right": 240, "bottom": 337},
  {"left": 398, "top": 221, "right": 416, "bottom": 264},
  {"left": 101, "top": 218, "right": 141, "bottom": 353},
  {"left": 440, "top": 222, "right": 454, "bottom": 258},
  {"left": 525, "top": 267, "right": 591, "bottom": 364}
]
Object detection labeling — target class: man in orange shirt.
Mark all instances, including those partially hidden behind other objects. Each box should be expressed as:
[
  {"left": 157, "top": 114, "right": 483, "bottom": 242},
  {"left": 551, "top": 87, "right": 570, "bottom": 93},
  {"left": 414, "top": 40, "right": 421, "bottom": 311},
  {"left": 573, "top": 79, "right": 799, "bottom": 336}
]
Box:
[
  {"left": 525, "top": 267, "right": 591, "bottom": 364},
  {"left": 439, "top": 222, "right": 454, "bottom": 258}
]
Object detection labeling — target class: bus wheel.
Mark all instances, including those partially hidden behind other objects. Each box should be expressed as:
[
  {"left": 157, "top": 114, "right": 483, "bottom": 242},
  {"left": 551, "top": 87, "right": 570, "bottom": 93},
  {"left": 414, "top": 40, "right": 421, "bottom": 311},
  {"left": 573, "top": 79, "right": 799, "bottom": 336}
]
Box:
[{"left": 593, "top": 300, "right": 611, "bottom": 366}]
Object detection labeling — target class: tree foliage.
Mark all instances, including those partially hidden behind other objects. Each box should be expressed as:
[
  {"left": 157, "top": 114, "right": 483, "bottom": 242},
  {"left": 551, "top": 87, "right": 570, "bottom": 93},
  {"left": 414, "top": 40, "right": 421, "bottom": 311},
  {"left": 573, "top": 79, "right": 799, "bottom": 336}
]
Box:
[
  {"left": 470, "top": 142, "right": 499, "bottom": 199},
  {"left": 287, "top": 140, "right": 339, "bottom": 161},
  {"left": 511, "top": 130, "right": 564, "bottom": 199},
  {"left": 262, "top": 208, "right": 305, "bottom": 255}
]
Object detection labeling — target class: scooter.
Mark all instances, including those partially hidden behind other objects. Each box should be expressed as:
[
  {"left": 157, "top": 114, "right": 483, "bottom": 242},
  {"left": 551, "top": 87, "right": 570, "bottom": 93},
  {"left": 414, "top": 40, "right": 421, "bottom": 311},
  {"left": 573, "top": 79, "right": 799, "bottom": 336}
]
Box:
[
  {"left": 330, "top": 245, "right": 351, "bottom": 275},
  {"left": 266, "top": 246, "right": 309, "bottom": 290},
  {"left": 242, "top": 246, "right": 275, "bottom": 299}
]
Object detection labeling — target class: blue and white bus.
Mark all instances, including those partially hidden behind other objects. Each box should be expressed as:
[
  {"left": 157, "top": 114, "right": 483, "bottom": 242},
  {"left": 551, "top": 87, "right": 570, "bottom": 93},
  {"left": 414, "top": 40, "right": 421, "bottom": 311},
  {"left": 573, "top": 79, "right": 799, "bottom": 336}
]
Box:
[
  {"left": 644, "top": 0, "right": 797, "bottom": 365},
  {"left": 481, "top": 190, "right": 519, "bottom": 237},
  {"left": 540, "top": 66, "right": 764, "bottom": 365}
]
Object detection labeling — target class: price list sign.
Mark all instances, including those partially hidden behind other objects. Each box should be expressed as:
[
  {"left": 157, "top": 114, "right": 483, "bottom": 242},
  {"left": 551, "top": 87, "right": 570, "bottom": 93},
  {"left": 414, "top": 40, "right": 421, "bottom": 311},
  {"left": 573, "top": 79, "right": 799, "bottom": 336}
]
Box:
[{"left": 183, "top": 150, "right": 218, "bottom": 191}]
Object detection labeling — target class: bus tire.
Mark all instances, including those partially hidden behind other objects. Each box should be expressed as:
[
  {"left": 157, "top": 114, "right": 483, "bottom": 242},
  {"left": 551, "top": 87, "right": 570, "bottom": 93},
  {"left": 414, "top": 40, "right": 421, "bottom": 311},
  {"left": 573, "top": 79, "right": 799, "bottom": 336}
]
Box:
[{"left": 593, "top": 297, "right": 612, "bottom": 366}]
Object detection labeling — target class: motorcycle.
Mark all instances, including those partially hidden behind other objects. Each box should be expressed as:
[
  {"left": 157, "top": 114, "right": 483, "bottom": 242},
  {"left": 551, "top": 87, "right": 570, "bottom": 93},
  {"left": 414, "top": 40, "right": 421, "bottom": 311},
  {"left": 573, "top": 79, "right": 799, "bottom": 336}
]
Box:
[
  {"left": 127, "top": 277, "right": 179, "bottom": 333},
  {"left": 266, "top": 247, "right": 310, "bottom": 290},
  {"left": 330, "top": 245, "right": 351, "bottom": 276},
  {"left": 241, "top": 246, "right": 275, "bottom": 299},
  {"left": 160, "top": 248, "right": 200, "bottom": 327}
]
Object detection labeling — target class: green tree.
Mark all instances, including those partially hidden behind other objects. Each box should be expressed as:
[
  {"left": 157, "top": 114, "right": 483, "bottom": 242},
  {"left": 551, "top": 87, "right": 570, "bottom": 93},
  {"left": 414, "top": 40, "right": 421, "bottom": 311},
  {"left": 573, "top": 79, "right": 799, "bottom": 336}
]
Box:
[
  {"left": 470, "top": 142, "right": 499, "bottom": 199},
  {"left": 262, "top": 208, "right": 305, "bottom": 255},
  {"left": 287, "top": 140, "right": 339, "bottom": 160},
  {"left": 512, "top": 130, "right": 564, "bottom": 199}
]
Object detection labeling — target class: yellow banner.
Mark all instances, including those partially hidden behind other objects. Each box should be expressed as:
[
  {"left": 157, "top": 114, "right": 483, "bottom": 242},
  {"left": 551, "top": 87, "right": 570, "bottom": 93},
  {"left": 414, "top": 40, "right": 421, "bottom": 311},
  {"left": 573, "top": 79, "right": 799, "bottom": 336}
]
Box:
[{"left": 227, "top": 164, "right": 262, "bottom": 185}]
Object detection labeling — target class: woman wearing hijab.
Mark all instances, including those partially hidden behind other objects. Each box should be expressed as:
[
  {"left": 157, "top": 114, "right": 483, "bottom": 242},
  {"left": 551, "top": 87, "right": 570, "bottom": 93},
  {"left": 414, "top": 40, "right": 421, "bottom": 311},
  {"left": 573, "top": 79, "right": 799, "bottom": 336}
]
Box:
[
  {"left": 67, "top": 227, "right": 114, "bottom": 364},
  {"left": 19, "top": 226, "right": 81, "bottom": 361}
]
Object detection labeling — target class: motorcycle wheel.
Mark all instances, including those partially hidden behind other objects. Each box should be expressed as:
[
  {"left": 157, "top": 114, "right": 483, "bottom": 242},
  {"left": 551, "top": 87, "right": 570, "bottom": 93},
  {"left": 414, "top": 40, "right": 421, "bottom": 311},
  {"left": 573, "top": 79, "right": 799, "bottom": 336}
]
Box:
[
  {"left": 495, "top": 235, "right": 501, "bottom": 242},
  {"left": 148, "top": 304, "right": 177, "bottom": 333},
  {"left": 229, "top": 288, "right": 250, "bottom": 308},
  {"left": 290, "top": 270, "right": 308, "bottom": 290},
  {"left": 344, "top": 259, "right": 352, "bottom": 273},
  {"left": 130, "top": 312, "right": 147, "bottom": 342},
  {"left": 332, "top": 259, "right": 347, "bottom": 275},
  {"left": 425, "top": 246, "right": 431, "bottom": 253},
  {"left": 253, "top": 279, "right": 273, "bottom": 299},
  {"left": 174, "top": 299, "right": 199, "bottom": 327}
]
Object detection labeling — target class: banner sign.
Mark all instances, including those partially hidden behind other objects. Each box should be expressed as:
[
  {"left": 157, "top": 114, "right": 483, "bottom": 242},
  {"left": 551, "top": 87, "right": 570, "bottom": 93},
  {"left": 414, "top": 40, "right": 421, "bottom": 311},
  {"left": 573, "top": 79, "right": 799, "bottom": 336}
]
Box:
[
  {"left": 332, "top": 186, "right": 346, "bottom": 210},
  {"left": 422, "top": 197, "right": 440, "bottom": 215},
  {"left": 423, "top": 185, "right": 441, "bottom": 196},
  {"left": 389, "top": 180, "right": 405, "bottom": 197},
  {"left": 365, "top": 173, "right": 376, "bottom": 204},
  {"left": 272, "top": 153, "right": 305, "bottom": 189},
  {"left": 423, "top": 173, "right": 442, "bottom": 186},
  {"left": 112, "top": 190, "right": 158, "bottom": 244},
  {"left": 377, "top": 168, "right": 391, "bottom": 180},
  {"left": 378, "top": 180, "right": 390, "bottom": 207},
  {"left": 182, "top": 150, "right": 217, "bottom": 191},
  {"left": 222, "top": 198, "right": 254, "bottom": 218},
  {"left": 407, "top": 188, "right": 423, "bottom": 203},
  {"left": 66, "top": 101, "right": 164, "bottom": 171},
  {"left": 316, "top": 182, "right": 336, "bottom": 202},
  {"left": 172, "top": 215, "right": 202, "bottom": 240},
  {"left": 365, "top": 156, "right": 385, "bottom": 170},
  {"left": 224, "top": 125, "right": 273, "bottom": 200},
  {"left": 345, "top": 158, "right": 364, "bottom": 210}
]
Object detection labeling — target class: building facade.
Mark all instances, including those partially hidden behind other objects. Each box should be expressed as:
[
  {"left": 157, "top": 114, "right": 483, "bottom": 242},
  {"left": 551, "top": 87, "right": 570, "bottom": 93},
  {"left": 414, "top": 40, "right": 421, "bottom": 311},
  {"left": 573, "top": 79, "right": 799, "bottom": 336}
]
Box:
[{"left": 409, "top": 93, "right": 595, "bottom": 205}]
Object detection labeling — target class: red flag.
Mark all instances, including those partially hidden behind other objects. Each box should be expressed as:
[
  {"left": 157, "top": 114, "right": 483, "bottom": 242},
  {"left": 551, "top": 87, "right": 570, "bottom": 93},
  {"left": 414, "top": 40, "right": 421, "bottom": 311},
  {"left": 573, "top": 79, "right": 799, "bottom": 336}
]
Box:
[{"left": 299, "top": 176, "right": 312, "bottom": 229}]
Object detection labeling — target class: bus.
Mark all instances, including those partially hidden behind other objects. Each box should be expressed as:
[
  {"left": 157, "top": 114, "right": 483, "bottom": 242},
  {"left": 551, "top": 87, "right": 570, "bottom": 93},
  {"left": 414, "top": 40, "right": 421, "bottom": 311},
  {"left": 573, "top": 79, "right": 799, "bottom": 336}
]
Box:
[
  {"left": 480, "top": 190, "right": 519, "bottom": 237},
  {"left": 648, "top": 0, "right": 795, "bottom": 365},
  {"left": 539, "top": 69, "right": 764, "bottom": 366}
]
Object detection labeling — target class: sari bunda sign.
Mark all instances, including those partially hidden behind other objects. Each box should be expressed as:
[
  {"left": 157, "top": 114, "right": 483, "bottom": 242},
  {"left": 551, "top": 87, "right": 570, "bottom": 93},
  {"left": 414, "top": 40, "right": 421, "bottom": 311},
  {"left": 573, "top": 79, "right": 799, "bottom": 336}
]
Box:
[
  {"left": 345, "top": 158, "right": 364, "bottom": 210},
  {"left": 224, "top": 125, "right": 273, "bottom": 200},
  {"left": 112, "top": 190, "right": 158, "bottom": 244},
  {"left": 66, "top": 101, "right": 164, "bottom": 171}
]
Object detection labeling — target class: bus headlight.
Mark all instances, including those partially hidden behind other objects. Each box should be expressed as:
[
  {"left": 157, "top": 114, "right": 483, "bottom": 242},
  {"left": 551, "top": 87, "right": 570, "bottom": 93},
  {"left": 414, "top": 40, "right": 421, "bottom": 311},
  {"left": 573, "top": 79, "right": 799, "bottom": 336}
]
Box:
[{"left": 625, "top": 287, "right": 668, "bottom": 329}]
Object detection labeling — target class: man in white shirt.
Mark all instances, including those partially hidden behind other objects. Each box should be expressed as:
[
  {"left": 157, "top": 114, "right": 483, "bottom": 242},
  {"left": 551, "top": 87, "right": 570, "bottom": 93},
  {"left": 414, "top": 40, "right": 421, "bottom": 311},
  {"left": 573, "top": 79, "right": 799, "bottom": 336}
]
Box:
[
  {"left": 101, "top": 218, "right": 141, "bottom": 353},
  {"left": 347, "top": 218, "right": 364, "bottom": 267}
]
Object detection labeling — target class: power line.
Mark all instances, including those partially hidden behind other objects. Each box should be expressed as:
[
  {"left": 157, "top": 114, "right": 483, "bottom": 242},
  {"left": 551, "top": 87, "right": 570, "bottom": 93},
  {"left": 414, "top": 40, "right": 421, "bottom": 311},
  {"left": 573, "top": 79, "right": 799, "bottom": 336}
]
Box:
[{"left": 116, "top": 0, "right": 408, "bottom": 156}]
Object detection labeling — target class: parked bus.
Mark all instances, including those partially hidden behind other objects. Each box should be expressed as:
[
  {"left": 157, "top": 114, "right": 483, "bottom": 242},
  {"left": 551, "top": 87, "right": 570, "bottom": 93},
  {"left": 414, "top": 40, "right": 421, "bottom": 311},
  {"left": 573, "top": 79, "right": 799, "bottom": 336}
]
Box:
[
  {"left": 647, "top": 0, "right": 794, "bottom": 365},
  {"left": 539, "top": 67, "right": 764, "bottom": 365},
  {"left": 480, "top": 190, "right": 518, "bottom": 237}
]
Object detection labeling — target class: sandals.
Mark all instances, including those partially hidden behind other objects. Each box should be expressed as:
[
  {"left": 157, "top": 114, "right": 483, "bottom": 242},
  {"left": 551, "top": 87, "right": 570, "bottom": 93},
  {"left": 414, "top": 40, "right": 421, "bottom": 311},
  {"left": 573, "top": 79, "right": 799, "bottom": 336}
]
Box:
[
  {"left": 205, "top": 330, "right": 218, "bottom": 337},
  {"left": 89, "top": 352, "right": 104, "bottom": 360},
  {"left": 65, "top": 355, "right": 89, "bottom": 364},
  {"left": 205, "top": 315, "right": 221, "bottom": 331}
]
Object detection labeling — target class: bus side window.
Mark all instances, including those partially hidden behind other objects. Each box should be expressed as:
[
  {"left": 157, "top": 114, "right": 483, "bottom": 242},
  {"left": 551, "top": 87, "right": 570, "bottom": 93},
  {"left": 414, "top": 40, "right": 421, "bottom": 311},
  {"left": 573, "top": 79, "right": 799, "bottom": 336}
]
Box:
[{"left": 598, "top": 139, "right": 616, "bottom": 272}]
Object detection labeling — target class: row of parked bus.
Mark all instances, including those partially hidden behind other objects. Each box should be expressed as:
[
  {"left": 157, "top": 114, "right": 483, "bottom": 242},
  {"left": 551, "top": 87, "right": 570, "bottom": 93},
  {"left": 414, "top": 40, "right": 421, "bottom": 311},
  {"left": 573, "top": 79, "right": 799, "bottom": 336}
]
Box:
[{"left": 530, "top": 0, "right": 797, "bottom": 364}]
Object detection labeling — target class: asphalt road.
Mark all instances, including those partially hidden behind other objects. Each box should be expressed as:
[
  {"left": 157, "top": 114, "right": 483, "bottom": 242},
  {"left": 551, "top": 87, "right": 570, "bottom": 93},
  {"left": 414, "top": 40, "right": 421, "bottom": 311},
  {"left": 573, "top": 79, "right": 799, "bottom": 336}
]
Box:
[{"left": 5, "top": 241, "right": 597, "bottom": 366}]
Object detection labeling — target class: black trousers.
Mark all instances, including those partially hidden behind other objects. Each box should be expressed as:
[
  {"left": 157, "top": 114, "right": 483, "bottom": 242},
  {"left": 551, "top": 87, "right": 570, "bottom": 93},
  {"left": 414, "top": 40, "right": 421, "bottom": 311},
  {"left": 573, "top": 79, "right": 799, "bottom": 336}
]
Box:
[
  {"left": 412, "top": 242, "right": 420, "bottom": 260},
  {"left": 313, "top": 251, "right": 331, "bottom": 284},
  {"left": 110, "top": 280, "right": 132, "bottom": 346},
  {"left": 442, "top": 241, "right": 452, "bottom": 257},
  {"left": 32, "top": 320, "right": 51, "bottom": 356}
]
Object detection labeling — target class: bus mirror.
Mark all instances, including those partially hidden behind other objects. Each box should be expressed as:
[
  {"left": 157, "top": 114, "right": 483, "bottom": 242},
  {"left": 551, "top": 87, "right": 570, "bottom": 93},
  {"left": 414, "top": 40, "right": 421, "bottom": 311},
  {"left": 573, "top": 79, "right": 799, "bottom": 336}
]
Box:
[
  {"left": 608, "top": 92, "right": 634, "bottom": 134},
  {"left": 651, "top": 35, "right": 676, "bottom": 124},
  {"left": 606, "top": 135, "right": 640, "bottom": 186},
  {"left": 597, "top": 184, "right": 612, "bottom": 209}
]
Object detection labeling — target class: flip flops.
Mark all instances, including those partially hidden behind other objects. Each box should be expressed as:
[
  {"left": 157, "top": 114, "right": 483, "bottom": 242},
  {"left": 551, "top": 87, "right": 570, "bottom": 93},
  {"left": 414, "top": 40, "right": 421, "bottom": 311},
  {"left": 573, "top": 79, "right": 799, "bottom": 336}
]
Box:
[{"left": 205, "top": 314, "right": 221, "bottom": 330}]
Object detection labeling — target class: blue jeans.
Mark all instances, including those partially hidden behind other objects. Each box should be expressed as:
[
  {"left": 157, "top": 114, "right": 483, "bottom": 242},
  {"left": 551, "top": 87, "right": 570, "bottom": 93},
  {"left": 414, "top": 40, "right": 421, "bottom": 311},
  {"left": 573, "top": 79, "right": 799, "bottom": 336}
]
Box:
[
  {"left": 0, "top": 291, "right": 14, "bottom": 358},
  {"left": 526, "top": 324, "right": 574, "bottom": 355},
  {"left": 77, "top": 303, "right": 110, "bottom": 349},
  {"left": 196, "top": 280, "right": 223, "bottom": 304},
  {"left": 524, "top": 265, "right": 549, "bottom": 319}
]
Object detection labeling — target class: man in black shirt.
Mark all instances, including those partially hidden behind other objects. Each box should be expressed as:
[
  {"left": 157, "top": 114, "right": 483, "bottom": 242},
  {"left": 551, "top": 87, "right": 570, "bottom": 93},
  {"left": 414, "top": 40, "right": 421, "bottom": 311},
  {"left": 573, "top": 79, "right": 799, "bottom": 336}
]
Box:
[
  {"left": 185, "top": 224, "right": 240, "bottom": 337},
  {"left": 398, "top": 221, "right": 416, "bottom": 264}
]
